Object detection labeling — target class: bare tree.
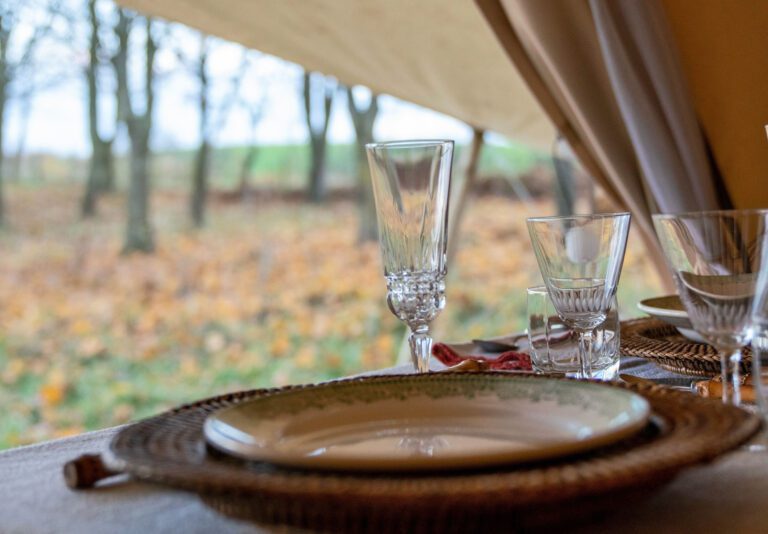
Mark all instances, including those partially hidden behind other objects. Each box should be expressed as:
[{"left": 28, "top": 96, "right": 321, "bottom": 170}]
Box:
[
  {"left": 236, "top": 57, "right": 266, "bottom": 200},
  {"left": 303, "top": 71, "right": 336, "bottom": 203},
  {"left": 173, "top": 35, "right": 245, "bottom": 226},
  {"left": 189, "top": 34, "right": 210, "bottom": 227},
  {"left": 9, "top": 88, "right": 32, "bottom": 183},
  {"left": 81, "top": 0, "right": 116, "bottom": 218},
  {"left": 114, "top": 9, "right": 156, "bottom": 253},
  {"left": 0, "top": 1, "right": 62, "bottom": 225},
  {"left": 346, "top": 86, "right": 379, "bottom": 242},
  {"left": 236, "top": 96, "right": 265, "bottom": 199}
]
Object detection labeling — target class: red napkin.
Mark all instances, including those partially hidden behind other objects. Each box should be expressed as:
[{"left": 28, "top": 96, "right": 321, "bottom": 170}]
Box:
[{"left": 432, "top": 343, "right": 532, "bottom": 371}]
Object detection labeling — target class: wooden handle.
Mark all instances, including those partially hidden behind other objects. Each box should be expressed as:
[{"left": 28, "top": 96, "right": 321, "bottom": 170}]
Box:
[
  {"left": 695, "top": 380, "right": 757, "bottom": 403},
  {"left": 441, "top": 359, "right": 491, "bottom": 373},
  {"left": 63, "top": 454, "right": 121, "bottom": 489}
]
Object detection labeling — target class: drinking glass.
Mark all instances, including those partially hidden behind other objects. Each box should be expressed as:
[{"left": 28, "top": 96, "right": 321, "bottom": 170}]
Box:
[
  {"left": 654, "top": 210, "right": 768, "bottom": 405},
  {"left": 526, "top": 213, "right": 631, "bottom": 379},
  {"left": 527, "top": 285, "right": 620, "bottom": 379},
  {"left": 366, "top": 140, "right": 453, "bottom": 373}
]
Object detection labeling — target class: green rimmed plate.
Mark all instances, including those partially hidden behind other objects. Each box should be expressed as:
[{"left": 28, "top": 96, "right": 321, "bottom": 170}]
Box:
[{"left": 204, "top": 374, "right": 650, "bottom": 471}]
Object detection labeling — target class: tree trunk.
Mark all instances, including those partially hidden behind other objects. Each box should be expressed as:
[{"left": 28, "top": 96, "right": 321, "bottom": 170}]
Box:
[
  {"left": 190, "top": 36, "right": 209, "bottom": 227},
  {"left": 82, "top": 0, "right": 115, "bottom": 217},
  {"left": 0, "top": 24, "right": 9, "bottom": 227},
  {"left": 82, "top": 139, "right": 113, "bottom": 217},
  {"left": 10, "top": 92, "right": 32, "bottom": 183},
  {"left": 124, "top": 140, "right": 153, "bottom": 252},
  {"left": 553, "top": 156, "right": 576, "bottom": 216},
  {"left": 447, "top": 128, "right": 484, "bottom": 265},
  {"left": 0, "top": 97, "right": 5, "bottom": 227},
  {"left": 191, "top": 139, "right": 210, "bottom": 227},
  {"left": 303, "top": 72, "right": 334, "bottom": 203},
  {"left": 355, "top": 142, "right": 377, "bottom": 241},
  {"left": 308, "top": 136, "right": 327, "bottom": 203},
  {"left": 238, "top": 145, "right": 258, "bottom": 198},
  {"left": 118, "top": 12, "right": 155, "bottom": 254},
  {"left": 346, "top": 87, "right": 379, "bottom": 242}
]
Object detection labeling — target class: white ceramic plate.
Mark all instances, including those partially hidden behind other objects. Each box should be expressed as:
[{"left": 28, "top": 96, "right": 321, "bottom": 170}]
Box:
[
  {"left": 204, "top": 375, "right": 650, "bottom": 471},
  {"left": 637, "top": 295, "right": 707, "bottom": 343}
]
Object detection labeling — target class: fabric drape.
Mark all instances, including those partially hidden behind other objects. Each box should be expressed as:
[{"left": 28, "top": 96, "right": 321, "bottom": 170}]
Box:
[{"left": 476, "top": 0, "right": 730, "bottom": 278}]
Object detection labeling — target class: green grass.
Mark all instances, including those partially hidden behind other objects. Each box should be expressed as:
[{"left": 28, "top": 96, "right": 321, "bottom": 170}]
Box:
[{"left": 17, "top": 141, "right": 546, "bottom": 191}]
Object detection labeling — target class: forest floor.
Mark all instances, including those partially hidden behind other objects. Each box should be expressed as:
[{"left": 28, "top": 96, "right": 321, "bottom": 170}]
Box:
[{"left": 0, "top": 185, "right": 662, "bottom": 448}]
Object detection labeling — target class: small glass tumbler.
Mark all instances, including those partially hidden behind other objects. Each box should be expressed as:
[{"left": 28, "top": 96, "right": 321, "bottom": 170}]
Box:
[{"left": 527, "top": 285, "right": 620, "bottom": 380}]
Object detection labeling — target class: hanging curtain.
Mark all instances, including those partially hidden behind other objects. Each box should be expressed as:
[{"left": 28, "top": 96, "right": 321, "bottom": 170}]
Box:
[{"left": 475, "top": 0, "right": 728, "bottom": 274}]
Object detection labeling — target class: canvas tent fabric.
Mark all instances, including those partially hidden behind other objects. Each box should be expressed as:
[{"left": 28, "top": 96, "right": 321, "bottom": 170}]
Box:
[
  {"left": 661, "top": 0, "right": 768, "bottom": 209},
  {"left": 476, "top": 0, "right": 674, "bottom": 268},
  {"left": 475, "top": 0, "right": 768, "bottom": 275},
  {"left": 477, "top": 0, "right": 767, "bottom": 214},
  {"left": 116, "top": 0, "right": 556, "bottom": 152}
]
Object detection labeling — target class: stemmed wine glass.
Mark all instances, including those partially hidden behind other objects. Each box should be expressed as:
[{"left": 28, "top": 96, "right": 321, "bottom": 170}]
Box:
[
  {"left": 527, "top": 213, "right": 631, "bottom": 379},
  {"left": 654, "top": 210, "right": 768, "bottom": 405},
  {"left": 366, "top": 140, "right": 453, "bottom": 373}
]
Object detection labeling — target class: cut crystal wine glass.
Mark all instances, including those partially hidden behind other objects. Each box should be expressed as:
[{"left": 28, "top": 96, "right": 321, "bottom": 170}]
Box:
[
  {"left": 366, "top": 140, "right": 453, "bottom": 373},
  {"left": 654, "top": 210, "right": 768, "bottom": 405},
  {"left": 527, "top": 213, "right": 631, "bottom": 379}
]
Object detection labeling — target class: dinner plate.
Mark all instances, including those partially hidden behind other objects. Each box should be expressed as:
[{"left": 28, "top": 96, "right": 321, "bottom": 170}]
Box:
[
  {"left": 204, "top": 375, "right": 650, "bottom": 471},
  {"left": 637, "top": 295, "right": 706, "bottom": 342}
]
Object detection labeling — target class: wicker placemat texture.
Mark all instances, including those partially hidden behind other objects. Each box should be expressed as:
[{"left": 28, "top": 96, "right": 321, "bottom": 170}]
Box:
[
  {"left": 621, "top": 318, "right": 752, "bottom": 377},
  {"left": 104, "top": 373, "right": 760, "bottom": 533}
]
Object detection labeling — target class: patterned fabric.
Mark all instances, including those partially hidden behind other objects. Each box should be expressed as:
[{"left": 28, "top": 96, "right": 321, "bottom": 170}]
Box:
[{"left": 432, "top": 342, "right": 532, "bottom": 371}]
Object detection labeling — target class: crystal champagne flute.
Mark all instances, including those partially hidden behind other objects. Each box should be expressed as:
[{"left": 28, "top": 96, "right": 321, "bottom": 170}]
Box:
[
  {"left": 366, "top": 140, "right": 453, "bottom": 373},
  {"left": 527, "top": 213, "right": 631, "bottom": 379}
]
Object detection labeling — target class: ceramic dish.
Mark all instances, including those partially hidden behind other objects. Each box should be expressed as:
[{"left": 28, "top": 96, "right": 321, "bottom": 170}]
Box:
[
  {"left": 637, "top": 295, "right": 705, "bottom": 342},
  {"left": 104, "top": 373, "right": 761, "bottom": 532},
  {"left": 204, "top": 375, "right": 650, "bottom": 471}
]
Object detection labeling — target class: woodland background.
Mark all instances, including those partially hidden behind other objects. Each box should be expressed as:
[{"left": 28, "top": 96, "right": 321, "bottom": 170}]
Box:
[{"left": 0, "top": 0, "right": 662, "bottom": 448}]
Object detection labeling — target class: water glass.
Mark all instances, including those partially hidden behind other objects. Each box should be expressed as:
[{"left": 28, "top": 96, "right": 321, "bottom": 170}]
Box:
[
  {"left": 527, "top": 213, "right": 631, "bottom": 379},
  {"left": 654, "top": 209, "right": 768, "bottom": 405},
  {"left": 527, "top": 286, "right": 620, "bottom": 380}
]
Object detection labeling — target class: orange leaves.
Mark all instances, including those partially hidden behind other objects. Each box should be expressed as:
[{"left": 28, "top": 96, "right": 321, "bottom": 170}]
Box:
[
  {"left": 69, "top": 318, "right": 95, "bottom": 336},
  {"left": 40, "top": 369, "right": 68, "bottom": 408},
  {"left": 269, "top": 335, "right": 291, "bottom": 357},
  {"left": 0, "top": 187, "right": 663, "bottom": 449}
]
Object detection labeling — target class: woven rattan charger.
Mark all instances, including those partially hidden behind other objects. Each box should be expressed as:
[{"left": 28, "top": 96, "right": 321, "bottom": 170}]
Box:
[
  {"left": 69, "top": 372, "right": 760, "bottom": 533},
  {"left": 621, "top": 317, "right": 753, "bottom": 377}
]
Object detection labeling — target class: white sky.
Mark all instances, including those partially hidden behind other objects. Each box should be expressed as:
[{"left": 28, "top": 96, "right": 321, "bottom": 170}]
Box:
[{"left": 4, "top": 20, "right": 475, "bottom": 157}]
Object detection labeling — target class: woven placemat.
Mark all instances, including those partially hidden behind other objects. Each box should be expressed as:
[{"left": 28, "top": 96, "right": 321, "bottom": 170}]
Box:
[
  {"left": 104, "top": 373, "right": 759, "bottom": 533},
  {"left": 621, "top": 318, "right": 752, "bottom": 377}
]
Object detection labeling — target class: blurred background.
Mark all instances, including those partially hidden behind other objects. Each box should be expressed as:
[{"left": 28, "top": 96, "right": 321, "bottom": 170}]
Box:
[{"left": 0, "top": 0, "right": 662, "bottom": 448}]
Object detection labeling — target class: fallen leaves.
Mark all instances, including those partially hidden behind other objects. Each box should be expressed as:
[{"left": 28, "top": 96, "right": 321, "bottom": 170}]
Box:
[{"left": 0, "top": 186, "right": 663, "bottom": 449}]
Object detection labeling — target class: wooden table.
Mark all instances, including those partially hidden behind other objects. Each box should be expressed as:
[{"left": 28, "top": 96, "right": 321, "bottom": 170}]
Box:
[{"left": 1, "top": 361, "right": 766, "bottom": 533}]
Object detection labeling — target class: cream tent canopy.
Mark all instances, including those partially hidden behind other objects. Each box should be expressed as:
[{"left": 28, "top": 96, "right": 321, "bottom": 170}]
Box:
[{"left": 117, "top": 0, "right": 556, "bottom": 152}]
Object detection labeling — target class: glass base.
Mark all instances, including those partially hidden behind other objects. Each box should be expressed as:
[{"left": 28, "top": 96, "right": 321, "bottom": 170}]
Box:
[{"left": 534, "top": 358, "right": 620, "bottom": 381}]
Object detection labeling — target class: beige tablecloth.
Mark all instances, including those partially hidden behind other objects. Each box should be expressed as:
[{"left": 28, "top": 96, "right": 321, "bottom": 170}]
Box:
[{"left": 1, "top": 361, "right": 766, "bottom": 533}]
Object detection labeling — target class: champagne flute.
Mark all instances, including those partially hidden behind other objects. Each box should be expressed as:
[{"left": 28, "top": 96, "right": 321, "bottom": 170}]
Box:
[
  {"left": 366, "top": 140, "right": 453, "bottom": 373},
  {"left": 654, "top": 210, "right": 768, "bottom": 405},
  {"left": 527, "top": 213, "right": 631, "bottom": 379}
]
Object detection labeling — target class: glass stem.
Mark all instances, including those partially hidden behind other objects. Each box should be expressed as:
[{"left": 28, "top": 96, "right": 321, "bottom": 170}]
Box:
[
  {"left": 754, "top": 344, "right": 768, "bottom": 417},
  {"left": 720, "top": 348, "right": 742, "bottom": 406},
  {"left": 577, "top": 329, "right": 594, "bottom": 379},
  {"left": 408, "top": 325, "right": 432, "bottom": 374}
]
